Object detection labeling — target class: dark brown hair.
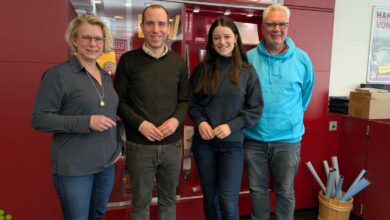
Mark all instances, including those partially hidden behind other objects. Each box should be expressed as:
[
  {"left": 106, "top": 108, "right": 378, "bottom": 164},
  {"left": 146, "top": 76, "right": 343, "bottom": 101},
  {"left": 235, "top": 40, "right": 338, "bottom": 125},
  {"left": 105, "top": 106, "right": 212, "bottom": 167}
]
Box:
[{"left": 194, "top": 16, "right": 251, "bottom": 96}]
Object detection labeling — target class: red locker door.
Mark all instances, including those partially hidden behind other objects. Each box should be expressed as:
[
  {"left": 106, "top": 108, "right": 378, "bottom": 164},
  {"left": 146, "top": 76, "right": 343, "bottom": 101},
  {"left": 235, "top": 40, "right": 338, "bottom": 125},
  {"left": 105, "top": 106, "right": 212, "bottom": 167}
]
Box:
[{"left": 363, "top": 121, "right": 390, "bottom": 220}]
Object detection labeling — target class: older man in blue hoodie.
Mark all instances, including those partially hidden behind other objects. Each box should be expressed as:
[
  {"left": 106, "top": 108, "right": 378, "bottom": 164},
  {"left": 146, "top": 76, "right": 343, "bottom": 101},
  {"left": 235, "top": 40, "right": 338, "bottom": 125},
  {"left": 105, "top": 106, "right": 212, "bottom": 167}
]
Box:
[{"left": 244, "top": 3, "right": 314, "bottom": 220}]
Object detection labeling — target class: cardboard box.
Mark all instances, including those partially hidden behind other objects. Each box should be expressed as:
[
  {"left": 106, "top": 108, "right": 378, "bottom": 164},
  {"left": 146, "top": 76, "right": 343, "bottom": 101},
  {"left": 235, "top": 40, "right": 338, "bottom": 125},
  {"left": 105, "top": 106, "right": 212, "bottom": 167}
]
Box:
[{"left": 348, "top": 90, "right": 390, "bottom": 119}]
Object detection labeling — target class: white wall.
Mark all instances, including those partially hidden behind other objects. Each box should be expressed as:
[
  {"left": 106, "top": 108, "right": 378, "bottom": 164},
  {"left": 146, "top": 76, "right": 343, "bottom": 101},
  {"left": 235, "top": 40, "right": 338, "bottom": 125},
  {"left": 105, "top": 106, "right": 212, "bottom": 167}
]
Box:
[{"left": 329, "top": 0, "right": 390, "bottom": 96}]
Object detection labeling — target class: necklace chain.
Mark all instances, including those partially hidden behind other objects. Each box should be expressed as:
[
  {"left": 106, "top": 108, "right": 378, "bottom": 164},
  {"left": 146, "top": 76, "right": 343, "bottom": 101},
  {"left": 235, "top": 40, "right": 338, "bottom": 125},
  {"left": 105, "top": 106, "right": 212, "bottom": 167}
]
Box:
[{"left": 86, "top": 71, "right": 105, "bottom": 107}]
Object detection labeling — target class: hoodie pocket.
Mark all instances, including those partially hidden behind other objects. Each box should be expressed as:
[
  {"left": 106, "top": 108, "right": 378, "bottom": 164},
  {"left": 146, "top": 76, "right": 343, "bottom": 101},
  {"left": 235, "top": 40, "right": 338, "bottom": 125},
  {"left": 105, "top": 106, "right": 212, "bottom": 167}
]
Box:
[{"left": 259, "top": 113, "right": 294, "bottom": 138}]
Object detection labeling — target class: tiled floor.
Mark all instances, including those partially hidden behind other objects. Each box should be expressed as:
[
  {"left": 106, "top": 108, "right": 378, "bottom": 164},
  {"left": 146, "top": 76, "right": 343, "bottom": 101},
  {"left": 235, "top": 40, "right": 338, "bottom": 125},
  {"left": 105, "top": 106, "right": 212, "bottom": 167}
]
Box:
[{"left": 240, "top": 208, "right": 362, "bottom": 220}]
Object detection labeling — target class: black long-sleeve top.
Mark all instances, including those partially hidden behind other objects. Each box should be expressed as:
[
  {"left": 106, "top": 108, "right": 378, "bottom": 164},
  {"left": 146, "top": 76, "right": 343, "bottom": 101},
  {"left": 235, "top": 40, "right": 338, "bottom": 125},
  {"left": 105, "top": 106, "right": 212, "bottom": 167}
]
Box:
[
  {"left": 31, "top": 55, "right": 121, "bottom": 176},
  {"left": 114, "top": 48, "right": 189, "bottom": 145},
  {"left": 189, "top": 56, "right": 263, "bottom": 143}
]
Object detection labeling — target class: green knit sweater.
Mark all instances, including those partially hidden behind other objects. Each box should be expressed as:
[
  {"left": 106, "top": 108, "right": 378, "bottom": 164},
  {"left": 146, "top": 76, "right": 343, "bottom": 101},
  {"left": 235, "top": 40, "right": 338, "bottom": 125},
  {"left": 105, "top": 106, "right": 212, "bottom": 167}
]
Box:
[{"left": 115, "top": 48, "right": 189, "bottom": 145}]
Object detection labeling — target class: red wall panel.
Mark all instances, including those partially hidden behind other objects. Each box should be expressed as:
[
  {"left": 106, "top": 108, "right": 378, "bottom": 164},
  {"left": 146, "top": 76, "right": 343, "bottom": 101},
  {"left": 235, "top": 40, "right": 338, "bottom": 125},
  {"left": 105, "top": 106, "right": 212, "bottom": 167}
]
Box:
[
  {"left": 0, "top": 1, "right": 69, "bottom": 63},
  {"left": 0, "top": 0, "right": 72, "bottom": 219},
  {"left": 0, "top": 57, "right": 66, "bottom": 220},
  {"left": 288, "top": 10, "right": 334, "bottom": 123},
  {"left": 286, "top": 7, "right": 337, "bottom": 210},
  {"left": 285, "top": 0, "right": 335, "bottom": 10},
  {"left": 288, "top": 9, "right": 334, "bottom": 72}
]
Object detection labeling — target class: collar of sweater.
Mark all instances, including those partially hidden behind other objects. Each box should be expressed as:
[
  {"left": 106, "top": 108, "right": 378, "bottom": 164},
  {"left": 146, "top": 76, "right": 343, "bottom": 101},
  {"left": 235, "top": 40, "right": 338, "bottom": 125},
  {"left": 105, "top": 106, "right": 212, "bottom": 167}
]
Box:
[
  {"left": 142, "top": 43, "right": 169, "bottom": 58},
  {"left": 217, "top": 55, "right": 232, "bottom": 70}
]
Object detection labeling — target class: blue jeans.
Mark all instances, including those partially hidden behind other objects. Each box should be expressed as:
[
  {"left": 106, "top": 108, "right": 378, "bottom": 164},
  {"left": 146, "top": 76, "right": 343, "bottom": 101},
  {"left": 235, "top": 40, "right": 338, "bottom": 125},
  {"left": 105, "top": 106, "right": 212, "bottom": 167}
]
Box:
[
  {"left": 243, "top": 139, "right": 300, "bottom": 220},
  {"left": 126, "top": 141, "right": 182, "bottom": 220},
  {"left": 53, "top": 165, "right": 115, "bottom": 220},
  {"left": 192, "top": 136, "right": 243, "bottom": 220}
]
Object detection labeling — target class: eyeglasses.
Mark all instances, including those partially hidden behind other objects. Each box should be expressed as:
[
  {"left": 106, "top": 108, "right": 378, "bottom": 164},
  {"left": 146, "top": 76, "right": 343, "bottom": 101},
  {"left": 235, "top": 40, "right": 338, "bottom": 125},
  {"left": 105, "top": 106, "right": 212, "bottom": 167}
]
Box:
[
  {"left": 79, "top": 35, "right": 105, "bottom": 45},
  {"left": 264, "top": 22, "right": 289, "bottom": 30}
]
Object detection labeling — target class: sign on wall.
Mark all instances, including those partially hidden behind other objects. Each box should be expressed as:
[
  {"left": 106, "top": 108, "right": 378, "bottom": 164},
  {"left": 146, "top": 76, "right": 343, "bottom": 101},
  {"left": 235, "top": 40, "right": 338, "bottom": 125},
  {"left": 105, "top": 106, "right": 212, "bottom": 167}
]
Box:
[{"left": 367, "top": 6, "right": 390, "bottom": 83}]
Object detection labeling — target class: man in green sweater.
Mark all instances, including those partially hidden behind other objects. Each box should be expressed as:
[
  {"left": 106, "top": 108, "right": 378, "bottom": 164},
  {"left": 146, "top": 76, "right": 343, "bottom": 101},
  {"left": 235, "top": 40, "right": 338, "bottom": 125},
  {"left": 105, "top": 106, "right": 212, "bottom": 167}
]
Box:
[{"left": 114, "top": 4, "right": 189, "bottom": 220}]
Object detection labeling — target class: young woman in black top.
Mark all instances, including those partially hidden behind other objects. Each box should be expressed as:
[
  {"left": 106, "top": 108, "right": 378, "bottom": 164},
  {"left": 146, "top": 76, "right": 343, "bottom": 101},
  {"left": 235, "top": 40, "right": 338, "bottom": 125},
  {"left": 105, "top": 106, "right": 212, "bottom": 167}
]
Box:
[{"left": 189, "top": 16, "right": 264, "bottom": 220}]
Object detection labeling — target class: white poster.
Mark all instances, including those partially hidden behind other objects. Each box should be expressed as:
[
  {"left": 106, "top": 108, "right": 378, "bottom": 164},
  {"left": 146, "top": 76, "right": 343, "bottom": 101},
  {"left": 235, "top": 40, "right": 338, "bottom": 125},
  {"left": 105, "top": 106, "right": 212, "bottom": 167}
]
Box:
[
  {"left": 367, "top": 6, "right": 390, "bottom": 83},
  {"left": 234, "top": 21, "right": 260, "bottom": 45}
]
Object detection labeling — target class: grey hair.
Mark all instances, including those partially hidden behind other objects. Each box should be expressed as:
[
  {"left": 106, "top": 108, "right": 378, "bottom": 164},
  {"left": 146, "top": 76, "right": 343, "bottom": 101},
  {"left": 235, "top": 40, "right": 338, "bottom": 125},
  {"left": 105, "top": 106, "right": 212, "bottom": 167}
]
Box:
[{"left": 262, "top": 4, "right": 291, "bottom": 23}]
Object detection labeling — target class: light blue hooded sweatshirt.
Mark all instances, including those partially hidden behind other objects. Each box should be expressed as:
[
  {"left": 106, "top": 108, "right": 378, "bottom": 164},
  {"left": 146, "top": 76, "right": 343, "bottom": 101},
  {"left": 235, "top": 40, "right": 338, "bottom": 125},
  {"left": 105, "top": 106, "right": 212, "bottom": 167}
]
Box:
[{"left": 244, "top": 37, "right": 314, "bottom": 143}]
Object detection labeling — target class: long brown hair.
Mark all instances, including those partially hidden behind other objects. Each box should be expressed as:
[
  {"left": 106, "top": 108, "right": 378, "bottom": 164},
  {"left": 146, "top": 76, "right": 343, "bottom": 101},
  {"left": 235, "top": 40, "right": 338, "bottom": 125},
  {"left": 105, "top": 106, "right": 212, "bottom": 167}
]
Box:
[{"left": 194, "top": 16, "right": 251, "bottom": 96}]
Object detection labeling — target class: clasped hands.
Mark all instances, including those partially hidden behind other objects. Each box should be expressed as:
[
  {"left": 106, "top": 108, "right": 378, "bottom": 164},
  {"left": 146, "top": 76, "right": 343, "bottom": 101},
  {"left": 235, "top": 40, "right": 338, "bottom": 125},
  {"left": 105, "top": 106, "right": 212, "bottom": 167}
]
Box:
[
  {"left": 198, "top": 121, "right": 231, "bottom": 140},
  {"left": 138, "top": 118, "right": 179, "bottom": 142}
]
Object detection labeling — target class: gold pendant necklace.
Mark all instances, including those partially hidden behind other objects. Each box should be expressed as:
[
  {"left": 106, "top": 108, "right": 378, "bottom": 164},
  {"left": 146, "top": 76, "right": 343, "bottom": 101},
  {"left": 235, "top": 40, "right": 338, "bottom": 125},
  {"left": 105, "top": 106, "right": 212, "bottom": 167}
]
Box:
[{"left": 86, "top": 71, "right": 105, "bottom": 107}]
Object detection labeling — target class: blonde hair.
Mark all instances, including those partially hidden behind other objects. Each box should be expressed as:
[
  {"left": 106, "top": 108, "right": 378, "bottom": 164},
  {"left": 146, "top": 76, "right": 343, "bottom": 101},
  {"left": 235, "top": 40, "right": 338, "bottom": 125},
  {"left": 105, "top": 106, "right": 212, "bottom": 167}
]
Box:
[
  {"left": 65, "top": 14, "right": 114, "bottom": 53},
  {"left": 262, "top": 4, "right": 291, "bottom": 23}
]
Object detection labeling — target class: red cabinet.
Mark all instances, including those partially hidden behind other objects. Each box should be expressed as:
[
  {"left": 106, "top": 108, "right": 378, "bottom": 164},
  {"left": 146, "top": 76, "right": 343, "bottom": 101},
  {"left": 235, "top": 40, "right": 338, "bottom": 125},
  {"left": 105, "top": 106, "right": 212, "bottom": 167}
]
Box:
[
  {"left": 338, "top": 116, "right": 369, "bottom": 218},
  {"left": 338, "top": 116, "right": 390, "bottom": 219}
]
